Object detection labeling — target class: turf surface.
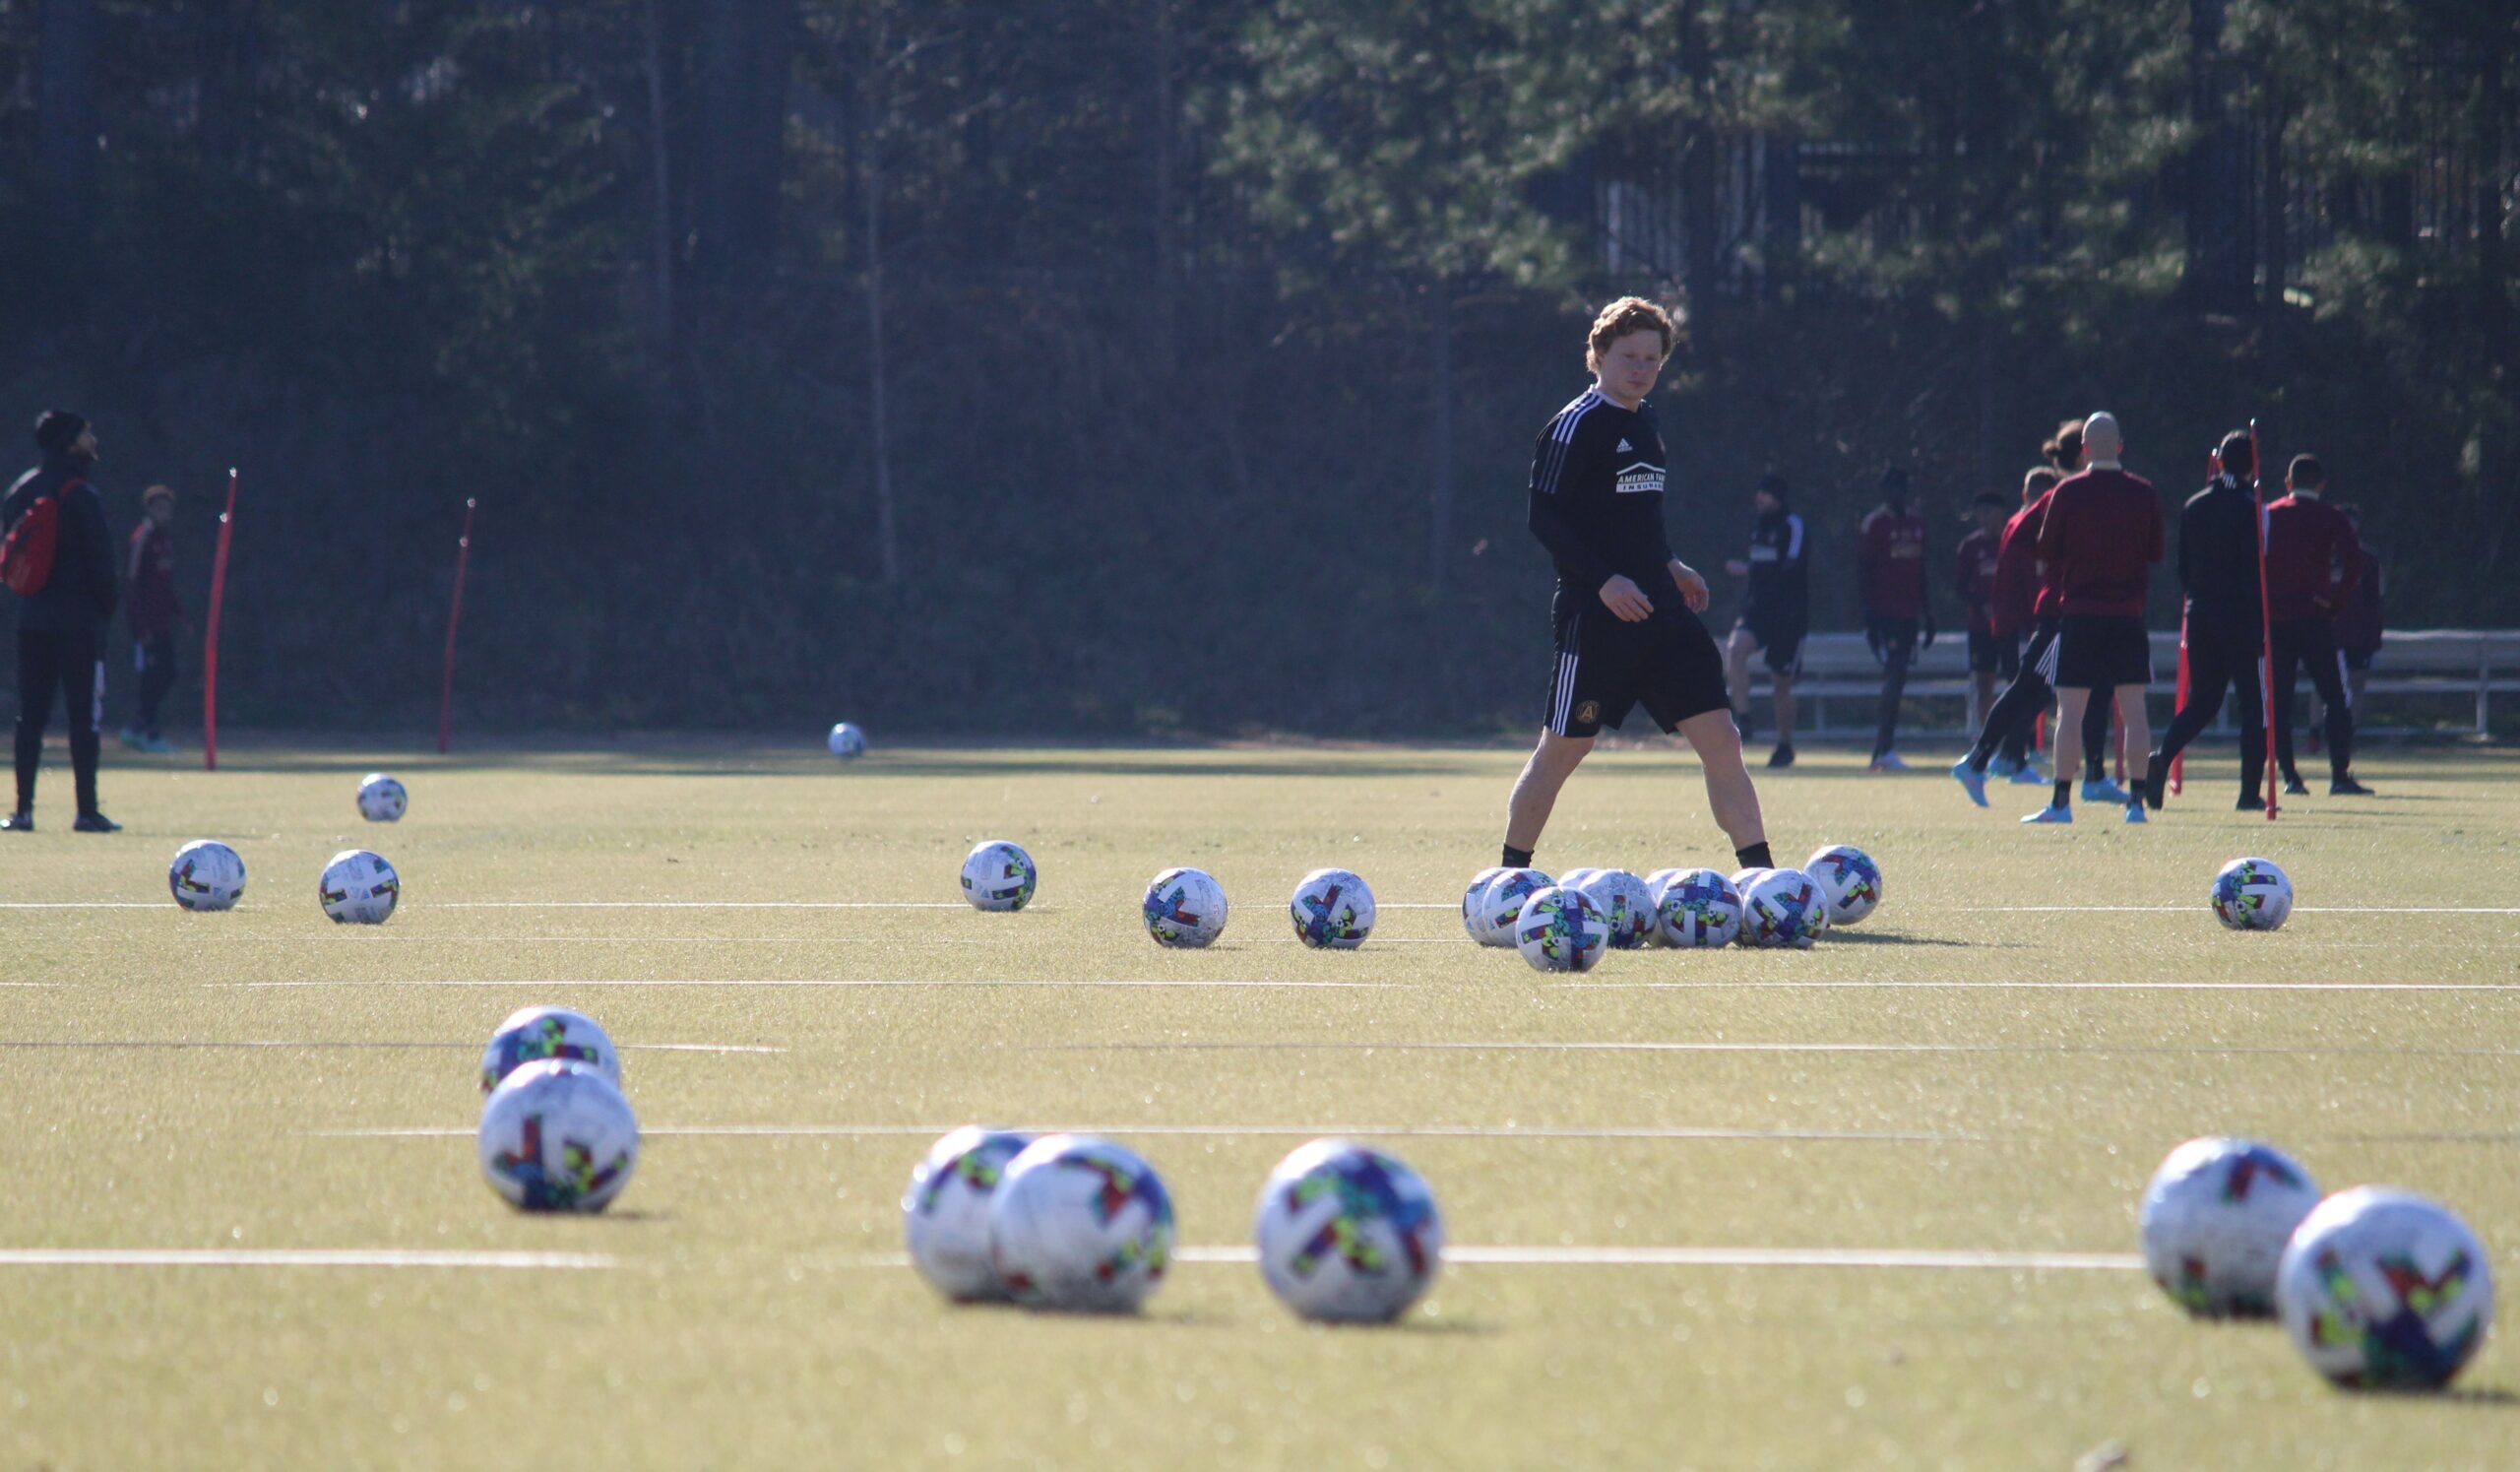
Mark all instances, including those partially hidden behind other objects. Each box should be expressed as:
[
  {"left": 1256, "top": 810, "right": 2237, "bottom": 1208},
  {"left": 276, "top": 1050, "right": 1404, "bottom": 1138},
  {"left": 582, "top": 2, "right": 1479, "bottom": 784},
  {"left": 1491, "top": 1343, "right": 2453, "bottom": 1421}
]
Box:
[{"left": 3, "top": 738, "right": 2516, "bottom": 1469}]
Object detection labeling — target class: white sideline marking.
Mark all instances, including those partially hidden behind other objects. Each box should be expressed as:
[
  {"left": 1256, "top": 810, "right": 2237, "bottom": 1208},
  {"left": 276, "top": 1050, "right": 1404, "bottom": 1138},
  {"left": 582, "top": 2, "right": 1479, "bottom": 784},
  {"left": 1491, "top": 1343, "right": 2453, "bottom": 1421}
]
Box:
[
  {"left": 849, "top": 1246, "right": 2140, "bottom": 1272},
  {"left": 1946, "top": 905, "right": 2520, "bottom": 916},
  {"left": 443, "top": 901, "right": 972, "bottom": 910},
  {"left": 209, "top": 979, "right": 1394, "bottom": 991},
  {"left": 1571, "top": 981, "right": 2520, "bottom": 992},
  {"left": 317, "top": 1122, "right": 1982, "bottom": 1143},
  {"left": 1039, "top": 1040, "right": 2520, "bottom": 1057},
  {"left": 0, "top": 1248, "right": 614, "bottom": 1270},
  {"left": 0, "top": 1040, "right": 780, "bottom": 1054}
]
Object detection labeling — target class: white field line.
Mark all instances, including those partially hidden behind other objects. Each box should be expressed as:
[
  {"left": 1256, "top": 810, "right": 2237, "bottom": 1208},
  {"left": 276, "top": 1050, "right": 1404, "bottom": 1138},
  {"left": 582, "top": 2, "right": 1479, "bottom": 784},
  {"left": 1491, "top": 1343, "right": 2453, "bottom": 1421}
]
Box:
[
  {"left": 14, "top": 898, "right": 2517, "bottom": 917},
  {"left": 845, "top": 1246, "right": 2141, "bottom": 1272},
  {"left": 1942, "top": 905, "right": 2520, "bottom": 916},
  {"left": 315, "top": 1122, "right": 1984, "bottom": 1143},
  {"left": 207, "top": 979, "right": 1397, "bottom": 991},
  {"left": 1035, "top": 1040, "right": 2520, "bottom": 1057},
  {"left": 1569, "top": 980, "right": 2520, "bottom": 992},
  {"left": 0, "top": 1040, "right": 780, "bottom": 1054},
  {"left": 0, "top": 1248, "right": 614, "bottom": 1269}
]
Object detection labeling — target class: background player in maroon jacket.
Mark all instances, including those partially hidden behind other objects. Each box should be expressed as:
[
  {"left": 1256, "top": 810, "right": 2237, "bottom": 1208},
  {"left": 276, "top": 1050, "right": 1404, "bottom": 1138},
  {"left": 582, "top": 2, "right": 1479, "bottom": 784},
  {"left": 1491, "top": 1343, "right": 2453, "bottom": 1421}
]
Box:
[
  {"left": 2314, "top": 503, "right": 2382, "bottom": 749},
  {"left": 1857, "top": 467, "right": 1932, "bottom": 772},
  {"left": 2024, "top": 412, "right": 2161, "bottom": 824},
  {"left": 1954, "top": 490, "right": 2009, "bottom": 736},
  {"left": 121, "top": 483, "right": 178, "bottom": 753},
  {"left": 2263, "top": 455, "right": 2370, "bottom": 795}
]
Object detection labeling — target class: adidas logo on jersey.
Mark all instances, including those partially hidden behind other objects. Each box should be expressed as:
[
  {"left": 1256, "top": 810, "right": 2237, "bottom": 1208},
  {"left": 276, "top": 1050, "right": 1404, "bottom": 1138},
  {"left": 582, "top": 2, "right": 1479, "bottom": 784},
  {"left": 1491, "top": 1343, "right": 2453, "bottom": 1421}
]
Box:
[{"left": 1616, "top": 438, "right": 1634, "bottom": 451}]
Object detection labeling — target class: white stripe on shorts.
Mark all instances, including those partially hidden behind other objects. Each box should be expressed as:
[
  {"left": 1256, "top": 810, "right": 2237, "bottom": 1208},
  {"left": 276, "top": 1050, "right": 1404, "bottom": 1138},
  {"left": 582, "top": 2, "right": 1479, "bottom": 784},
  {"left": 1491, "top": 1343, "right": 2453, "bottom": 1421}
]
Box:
[
  {"left": 2033, "top": 631, "right": 2060, "bottom": 684},
  {"left": 1551, "top": 617, "right": 1584, "bottom": 735}
]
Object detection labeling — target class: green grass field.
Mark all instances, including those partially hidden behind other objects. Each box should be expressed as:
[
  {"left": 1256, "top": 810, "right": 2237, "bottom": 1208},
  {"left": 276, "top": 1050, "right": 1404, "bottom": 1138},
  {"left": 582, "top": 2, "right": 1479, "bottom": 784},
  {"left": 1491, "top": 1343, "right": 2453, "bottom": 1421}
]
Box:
[{"left": 5, "top": 738, "right": 2517, "bottom": 1469}]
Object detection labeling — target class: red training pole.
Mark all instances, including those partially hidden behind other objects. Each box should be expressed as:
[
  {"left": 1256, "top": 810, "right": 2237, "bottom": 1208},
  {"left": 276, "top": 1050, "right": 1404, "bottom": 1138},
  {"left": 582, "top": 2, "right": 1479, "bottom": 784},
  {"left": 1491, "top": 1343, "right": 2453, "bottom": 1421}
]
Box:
[
  {"left": 2250, "top": 418, "right": 2278, "bottom": 821},
  {"left": 202, "top": 468, "right": 239, "bottom": 772},
  {"left": 438, "top": 497, "right": 476, "bottom": 754}
]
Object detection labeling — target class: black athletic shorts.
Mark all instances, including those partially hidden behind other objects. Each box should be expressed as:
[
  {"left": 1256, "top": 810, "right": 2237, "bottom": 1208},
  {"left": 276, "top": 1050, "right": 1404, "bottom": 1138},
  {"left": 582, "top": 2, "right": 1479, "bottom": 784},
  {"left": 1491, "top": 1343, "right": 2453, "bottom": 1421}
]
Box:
[
  {"left": 1867, "top": 616, "right": 1921, "bottom": 667},
  {"left": 2342, "top": 646, "right": 2374, "bottom": 673},
  {"left": 1550, "top": 592, "right": 1732, "bottom": 738},
  {"left": 1967, "top": 626, "right": 2018, "bottom": 677},
  {"left": 1732, "top": 612, "right": 1805, "bottom": 676},
  {"left": 2054, "top": 613, "right": 2153, "bottom": 689}
]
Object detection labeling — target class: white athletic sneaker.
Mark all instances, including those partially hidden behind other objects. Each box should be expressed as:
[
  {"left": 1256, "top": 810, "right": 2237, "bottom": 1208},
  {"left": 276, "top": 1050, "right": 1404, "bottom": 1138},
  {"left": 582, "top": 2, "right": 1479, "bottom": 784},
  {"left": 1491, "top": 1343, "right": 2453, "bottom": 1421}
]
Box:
[{"left": 1869, "top": 751, "right": 1913, "bottom": 773}]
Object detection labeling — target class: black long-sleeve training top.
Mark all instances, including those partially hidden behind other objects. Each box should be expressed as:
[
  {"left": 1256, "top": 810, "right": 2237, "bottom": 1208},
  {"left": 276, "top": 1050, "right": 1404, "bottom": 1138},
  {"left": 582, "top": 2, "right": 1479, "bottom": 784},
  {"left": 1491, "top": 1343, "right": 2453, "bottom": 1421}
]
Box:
[
  {"left": 2177, "top": 473, "right": 2264, "bottom": 636},
  {"left": 1526, "top": 389, "right": 1673, "bottom": 596},
  {"left": 3, "top": 453, "right": 118, "bottom": 635}
]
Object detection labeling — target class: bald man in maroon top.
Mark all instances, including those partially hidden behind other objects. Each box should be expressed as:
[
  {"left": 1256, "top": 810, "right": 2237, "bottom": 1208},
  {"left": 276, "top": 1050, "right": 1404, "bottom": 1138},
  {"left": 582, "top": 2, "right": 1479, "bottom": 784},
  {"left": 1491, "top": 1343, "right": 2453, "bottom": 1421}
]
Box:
[{"left": 2025, "top": 413, "right": 2163, "bottom": 823}]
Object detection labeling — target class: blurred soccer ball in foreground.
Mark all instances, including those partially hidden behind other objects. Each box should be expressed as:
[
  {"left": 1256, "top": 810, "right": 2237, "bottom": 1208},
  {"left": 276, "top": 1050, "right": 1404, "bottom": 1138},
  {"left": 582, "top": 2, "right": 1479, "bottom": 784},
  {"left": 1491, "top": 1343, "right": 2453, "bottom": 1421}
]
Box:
[
  {"left": 988, "top": 1134, "right": 1174, "bottom": 1313},
  {"left": 2212, "top": 857, "right": 2292, "bottom": 931},
  {"left": 477, "top": 1059, "right": 639, "bottom": 1213},
  {"left": 1253, "top": 1139, "right": 1443, "bottom": 1323},
  {"left": 2277, "top": 1186, "right": 2493, "bottom": 1391},
  {"left": 905, "top": 1126, "right": 1036, "bottom": 1302},
  {"left": 480, "top": 1005, "right": 620, "bottom": 1095},
  {"left": 2138, "top": 1136, "right": 2322, "bottom": 1317}
]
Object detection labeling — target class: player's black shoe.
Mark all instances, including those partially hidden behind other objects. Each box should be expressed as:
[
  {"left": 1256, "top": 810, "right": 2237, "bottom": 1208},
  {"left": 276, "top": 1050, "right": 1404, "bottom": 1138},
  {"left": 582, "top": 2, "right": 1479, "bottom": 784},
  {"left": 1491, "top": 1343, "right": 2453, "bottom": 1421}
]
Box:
[
  {"left": 72, "top": 811, "right": 121, "bottom": 833},
  {"left": 1767, "top": 742, "right": 1796, "bottom": 769},
  {"left": 2236, "top": 793, "right": 2266, "bottom": 811},
  {"left": 1, "top": 809, "right": 31, "bottom": 832},
  {"left": 2330, "top": 777, "right": 2374, "bottom": 796},
  {"left": 2283, "top": 776, "right": 2310, "bottom": 797}
]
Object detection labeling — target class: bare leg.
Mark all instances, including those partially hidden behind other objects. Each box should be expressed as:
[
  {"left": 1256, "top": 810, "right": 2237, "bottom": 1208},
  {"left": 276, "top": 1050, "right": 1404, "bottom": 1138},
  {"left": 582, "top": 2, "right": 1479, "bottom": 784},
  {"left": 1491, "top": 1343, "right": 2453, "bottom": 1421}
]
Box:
[
  {"left": 1725, "top": 630, "right": 1755, "bottom": 724},
  {"left": 1773, "top": 674, "right": 1796, "bottom": 748},
  {"left": 1677, "top": 707, "right": 1766, "bottom": 850},
  {"left": 2050, "top": 686, "right": 2094, "bottom": 803},
  {"left": 1505, "top": 730, "right": 1595, "bottom": 853},
  {"left": 2114, "top": 684, "right": 2150, "bottom": 768}
]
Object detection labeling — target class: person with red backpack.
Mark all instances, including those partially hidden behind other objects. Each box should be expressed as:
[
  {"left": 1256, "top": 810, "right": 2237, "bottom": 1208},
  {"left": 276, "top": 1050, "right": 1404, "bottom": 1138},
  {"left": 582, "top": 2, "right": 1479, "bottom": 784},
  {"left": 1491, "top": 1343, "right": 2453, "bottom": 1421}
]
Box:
[{"left": 2, "top": 410, "right": 121, "bottom": 832}]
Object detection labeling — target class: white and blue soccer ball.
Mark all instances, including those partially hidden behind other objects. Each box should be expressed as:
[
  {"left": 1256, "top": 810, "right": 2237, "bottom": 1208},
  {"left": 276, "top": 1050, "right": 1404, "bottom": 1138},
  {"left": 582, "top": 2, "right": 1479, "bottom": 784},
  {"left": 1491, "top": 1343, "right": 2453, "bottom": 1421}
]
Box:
[
  {"left": 477, "top": 1059, "right": 639, "bottom": 1213},
  {"left": 2277, "top": 1186, "right": 2494, "bottom": 1390},
  {"left": 1253, "top": 1139, "right": 1443, "bottom": 1323},
  {"left": 1291, "top": 867, "right": 1374, "bottom": 949},
  {"left": 960, "top": 840, "right": 1038, "bottom": 912},
  {"left": 1655, "top": 868, "right": 1742, "bottom": 948},
  {"left": 1554, "top": 867, "right": 1603, "bottom": 893},
  {"left": 1471, "top": 867, "right": 1551, "bottom": 948},
  {"left": 904, "top": 1126, "right": 1036, "bottom": 1302},
  {"left": 1144, "top": 866, "right": 1228, "bottom": 947},
  {"left": 355, "top": 773, "right": 407, "bottom": 823},
  {"left": 319, "top": 849, "right": 400, "bottom": 925},
  {"left": 1639, "top": 868, "right": 1687, "bottom": 946},
  {"left": 1804, "top": 845, "right": 1883, "bottom": 926},
  {"left": 1574, "top": 870, "right": 1655, "bottom": 950},
  {"left": 827, "top": 723, "right": 868, "bottom": 761},
  {"left": 1515, "top": 885, "right": 1609, "bottom": 973},
  {"left": 480, "top": 1005, "right": 620, "bottom": 1096},
  {"left": 1740, "top": 868, "right": 1825, "bottom": 948},
  {"left": 2212, "top": 858, "right": 2293, "bottom": 931},
  {"left": 988, "top": 1134, "right": 1175, "bottom": 1313},
  {"left": 168, "top": 839, "right": 245, "bottom": 912},
  {"left": 2138, "top": 1137, "right": 2323, "bottom": 1318},
  {"left": 1460, "top": 866, "right": 1506, "bottom": 942}
]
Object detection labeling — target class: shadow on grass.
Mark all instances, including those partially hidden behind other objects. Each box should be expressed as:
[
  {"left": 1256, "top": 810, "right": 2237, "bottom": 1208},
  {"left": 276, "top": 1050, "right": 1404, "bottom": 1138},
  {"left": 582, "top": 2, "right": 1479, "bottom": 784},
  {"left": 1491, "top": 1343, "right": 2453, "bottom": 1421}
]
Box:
[{"left": 1822, "top": 931, "right": 1987, "bottom": 948}]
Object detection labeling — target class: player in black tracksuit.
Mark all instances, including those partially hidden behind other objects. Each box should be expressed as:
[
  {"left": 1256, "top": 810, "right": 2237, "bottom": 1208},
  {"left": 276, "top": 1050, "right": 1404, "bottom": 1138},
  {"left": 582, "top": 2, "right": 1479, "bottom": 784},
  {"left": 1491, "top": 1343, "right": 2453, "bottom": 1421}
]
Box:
[
  {"left": 3, "top": 411, "right": 121, "bottom": 831},
  {"left": 1500, "top": 297, "right": 1774, "bottom": 873},
  {"left": 2143, "top": 430, "right": 2267, "bottom": 810},
  {"left": 1724, "top": 474, "right": 1808, "bottom": 768}
]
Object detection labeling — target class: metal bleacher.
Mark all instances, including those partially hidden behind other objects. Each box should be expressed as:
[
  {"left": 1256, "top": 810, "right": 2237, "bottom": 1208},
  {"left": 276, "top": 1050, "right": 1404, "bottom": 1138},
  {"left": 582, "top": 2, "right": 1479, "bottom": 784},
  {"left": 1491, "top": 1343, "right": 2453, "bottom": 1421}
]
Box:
[{"left": 1738, "top": 629, "right": 2520, "bottom": 740}]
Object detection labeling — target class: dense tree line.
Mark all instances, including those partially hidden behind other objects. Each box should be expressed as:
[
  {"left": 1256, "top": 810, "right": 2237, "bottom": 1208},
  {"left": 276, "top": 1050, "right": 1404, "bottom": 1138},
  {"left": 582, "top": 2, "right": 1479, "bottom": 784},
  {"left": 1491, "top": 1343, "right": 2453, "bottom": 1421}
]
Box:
[{"left": 1, "top": 0, "right": 2511, "bottom": 735}]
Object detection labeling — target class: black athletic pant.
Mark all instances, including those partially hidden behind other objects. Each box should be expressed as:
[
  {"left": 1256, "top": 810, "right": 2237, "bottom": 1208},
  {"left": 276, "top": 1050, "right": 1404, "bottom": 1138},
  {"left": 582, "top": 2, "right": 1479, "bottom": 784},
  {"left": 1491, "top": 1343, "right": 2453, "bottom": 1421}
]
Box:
[
  {"left": 2270, "top": 619, "right": 2351, "bottom": 783},
  {"left": 134, "top": 633, "right": 176, "bottom": 737},
  {"left": 14, "top": 627, "right": 103, "bottom": 816},
  {"left": 2156, "top": 620, "right": 2266, "bottom": 800},
  {"left": 1868, "top": 618, "right": 1920, "bottom": 758},
  {"left": 1966, "top": 622, "right": 2110, "bottom": 775}
]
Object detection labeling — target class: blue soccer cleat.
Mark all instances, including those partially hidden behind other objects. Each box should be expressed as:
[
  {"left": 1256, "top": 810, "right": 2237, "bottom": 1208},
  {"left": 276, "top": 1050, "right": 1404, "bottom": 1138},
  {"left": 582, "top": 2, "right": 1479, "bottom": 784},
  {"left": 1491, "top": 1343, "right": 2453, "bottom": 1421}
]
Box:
[
  {"left": 2009, "top": 764, "right": 2050, "bottom": 785},
  {"left": 2080, "top": 777, "right": 2130, "bottom": 804},
  {"left": 1988, "top": 753, "right": 2021, "bottom": 777},
  {"left": 2021, "top": 804, "right": 2073, "bottom": 824},
  {"left": 2122, "top": 800, "right": 2147, "bottom": 824},
  {"left": 1951, "top": 759, "right": 1989, "bottom": 808}
]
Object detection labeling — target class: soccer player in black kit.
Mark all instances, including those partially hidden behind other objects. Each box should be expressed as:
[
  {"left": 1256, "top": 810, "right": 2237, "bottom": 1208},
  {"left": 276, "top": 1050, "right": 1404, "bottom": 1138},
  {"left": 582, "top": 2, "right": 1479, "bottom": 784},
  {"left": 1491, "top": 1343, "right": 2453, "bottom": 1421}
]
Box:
[
  {"left": 1724, "top": 473, "right": 1808, "bottom": 768},
  {"left": 1499, "top": 297, "right": 1774, "bottom": 873}
]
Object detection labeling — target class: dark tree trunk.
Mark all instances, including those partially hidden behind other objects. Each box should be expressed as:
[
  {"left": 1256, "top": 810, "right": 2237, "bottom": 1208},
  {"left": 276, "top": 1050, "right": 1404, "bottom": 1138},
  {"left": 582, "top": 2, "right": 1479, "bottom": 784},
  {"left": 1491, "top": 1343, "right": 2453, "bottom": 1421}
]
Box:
[
  {"left": 644, "top": 0, "right": 679, "bottom": 350},
  {"left": 2184, "top": 0, "right": 2254, "bottom": 315},
  {"left": 38, "top": 0, "right": 99, "bottom": 206},
  {"left": 693, "top": 0, "right": 796, "bottom": 299},
  {"left": 861, "top": 12, "right": 901, "bottom": 586},
  {"left": 1148, "top": 0, "right": 1177, "bottom": 374},
  {"left": 1679, "top": 3, "right": 1719, "bottom": 323}
]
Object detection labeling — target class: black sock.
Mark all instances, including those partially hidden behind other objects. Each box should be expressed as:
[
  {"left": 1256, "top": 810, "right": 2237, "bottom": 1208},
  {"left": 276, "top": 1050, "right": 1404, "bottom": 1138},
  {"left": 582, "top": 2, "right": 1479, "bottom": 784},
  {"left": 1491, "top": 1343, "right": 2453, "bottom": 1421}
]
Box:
[
  {"left": 2052, "top": 780, "right": 2070, "bottom": 809},
  {"left": 1734, "top": 842, "right": 1773, "bottom": 869},
  {"left": 1501, "top": 844, "right": 1533, "bottom": 868}
]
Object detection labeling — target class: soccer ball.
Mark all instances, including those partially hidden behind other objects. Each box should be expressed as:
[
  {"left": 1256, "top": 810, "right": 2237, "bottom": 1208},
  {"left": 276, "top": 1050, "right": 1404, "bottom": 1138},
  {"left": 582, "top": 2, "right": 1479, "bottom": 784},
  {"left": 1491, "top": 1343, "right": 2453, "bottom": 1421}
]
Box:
[
  {"left": 1291, "top": 867, "right": 1374, "bottom": 949},
  {"left": 1471, "top": 867, "right": 1551, "bottom": 948},
  {"left": 2277, "top": 1186, "right": 2494, "bottom": 1390},
  {"left": 960, "top": 840, "right": 1037, "bottom": 912},
  {"left": 1460, "top": 866, "right": 1505, "bottom": 942},
  {"left": 1515, "top": 885, "right": 1609, "bottom": 973},
  {"left": 988, "top": 1134, "right": 1174, "bottom": 1312},
  {"left": 904, "top": 1126, "right": 1036, "bottom": 1302},
  {"left": 1574, "top": 870, "right": 1656, "bottom": 949},
  {"left": 356, "top": 773, "right": 407, "bottom": 823},
  {"left": 480, "top": 1005, "right": 620, "bottom": 1095},
  {"left": 319, "top": 849, "right": 400, "bottom": 925},
  {"left": 1253, "top": 1139, "right": 1443, "bottom": 1323},
  {"left": 2138, "top": 1137, "right": 2323, "bottom": 1317},
  {"left": 1555, "top": 867, "right": 1603, "bottom": 892},
  {"left": 1804, "top": 845, "right": 1883, "bottom": 926},
  {"left": 1143, "top": 866, "right": 1228, "bottom": 947},
  {"left": 827, "top": 723, "right": 867, "bottom": 761},
  {"left": 168, "top": 840, "right": 245, "bottom": 912},
  {"left": 1729, "top": 866, "right": 1772, "bottom": 895},
  {"left": 1639, "top": 868, "right": 1686, "bottom": 946},
  {"left": 1740, "top": 869, "right": 1825, "bottom": 948},
  {"left": 2212, "top": 858, "right": 2293, "bottom": 931},
  {"left": 1655, "top": 868, "right": 1743, "bottom": 948},
  {"left": 477, "top": 1059, "right": 638, "bottom": 1213}
]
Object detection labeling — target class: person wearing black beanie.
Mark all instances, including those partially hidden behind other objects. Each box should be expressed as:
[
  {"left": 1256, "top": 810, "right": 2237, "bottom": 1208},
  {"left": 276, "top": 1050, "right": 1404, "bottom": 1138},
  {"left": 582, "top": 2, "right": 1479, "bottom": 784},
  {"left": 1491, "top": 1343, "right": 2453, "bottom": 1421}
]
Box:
[{"left": 3, "top": 410, "right": 121, "bottom": 831}]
